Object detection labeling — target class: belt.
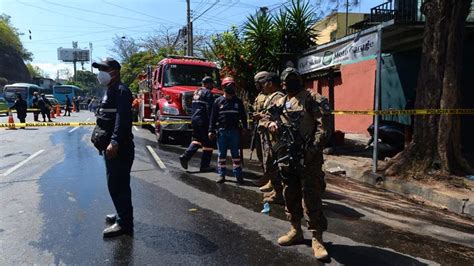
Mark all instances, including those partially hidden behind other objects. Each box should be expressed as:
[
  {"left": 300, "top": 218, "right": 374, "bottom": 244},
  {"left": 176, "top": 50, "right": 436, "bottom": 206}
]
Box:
[{"left": 99, "top": 108, "right": 117, "bottom": 113}]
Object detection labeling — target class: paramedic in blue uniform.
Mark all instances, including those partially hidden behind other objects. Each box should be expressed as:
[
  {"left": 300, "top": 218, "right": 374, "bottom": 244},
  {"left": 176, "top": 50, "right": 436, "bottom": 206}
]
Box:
[
  {"left": 179, "top": 76, "right": 215, "bottom": 172},
  {"left": 92, "top": 57, "right": 135, "bottom": 238},
  {"left": 208, "top": 77, "right": 248, "bottom": 184}
]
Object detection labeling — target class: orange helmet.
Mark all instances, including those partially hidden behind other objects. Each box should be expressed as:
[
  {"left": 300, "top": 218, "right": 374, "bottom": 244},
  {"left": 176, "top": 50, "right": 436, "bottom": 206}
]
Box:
[{"left": 221, "top": 77, "right": 235, "bottom": 87}]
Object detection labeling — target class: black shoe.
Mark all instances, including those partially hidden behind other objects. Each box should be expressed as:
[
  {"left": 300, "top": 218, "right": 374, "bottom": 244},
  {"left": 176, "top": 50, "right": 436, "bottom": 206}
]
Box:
[
  {"left": 179, "top": 155, "right": 188, "bottom": 170},
  {"left": 103, "top": 223, "right": 133, "bottom": 238},
  {"left": 48, "top": 120, "right": 53, "bottom": 122},
  {"left": 216, "top": 176, "right": 226, "bottom": 183},
  {"left": 199, "top": 166, "right": 214, "bottom": 173},
  {"left": 236, "top": 177, "right": 244, "bottom": 185},
  {"left": 105, "top": 214, "right": 117, "bottom": 224}
]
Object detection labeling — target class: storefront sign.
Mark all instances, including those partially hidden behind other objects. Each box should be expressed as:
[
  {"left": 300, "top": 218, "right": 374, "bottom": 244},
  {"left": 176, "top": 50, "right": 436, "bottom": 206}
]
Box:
[{"left": 298, "top": 32, "right": 378, "bottom": 74}]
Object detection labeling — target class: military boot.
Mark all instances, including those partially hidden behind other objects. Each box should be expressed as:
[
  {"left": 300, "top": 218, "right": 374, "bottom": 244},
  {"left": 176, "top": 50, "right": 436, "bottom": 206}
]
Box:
[
  {"left": 312, "top": 232, "right": 329, "bottom": 260},
  {"left": 277, "top": 222, "right": 304, "bottom": 246},
  {"left": 259, "top": 180, "right": 273, "bottom": 192}
]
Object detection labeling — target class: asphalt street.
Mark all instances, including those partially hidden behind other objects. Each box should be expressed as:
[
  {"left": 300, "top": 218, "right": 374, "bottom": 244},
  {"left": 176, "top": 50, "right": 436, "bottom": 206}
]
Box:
[{"left": 0, "top": 111, "right": 473, "bottom": 265}]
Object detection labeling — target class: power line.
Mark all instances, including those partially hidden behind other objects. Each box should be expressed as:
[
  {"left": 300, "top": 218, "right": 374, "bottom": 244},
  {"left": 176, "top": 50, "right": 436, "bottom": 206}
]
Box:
[
  {"left": 17, "top": 1, "right": 123, "bottom": 29},
  {"left": 193, "top": 0, "right": 221, "bottom": 22},
  {"left": 43, "top": 0, "right": 167, "bottom": 25},
  {"left": 102, "top": 1, "right": 182, "bottom": 26}
]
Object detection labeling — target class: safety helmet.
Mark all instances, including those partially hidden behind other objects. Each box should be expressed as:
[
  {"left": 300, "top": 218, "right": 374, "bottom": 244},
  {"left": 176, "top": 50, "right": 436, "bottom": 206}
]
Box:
[{"left": 221, "top": 77, "right": 235, "bottom": 87}]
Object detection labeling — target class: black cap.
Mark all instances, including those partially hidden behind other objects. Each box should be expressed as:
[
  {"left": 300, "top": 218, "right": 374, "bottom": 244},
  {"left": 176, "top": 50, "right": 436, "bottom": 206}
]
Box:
[
  {"left": 202, "top": 76, "right": 213, "bottom": 84},
  {"left": 265, "top": 72, "right": 280, "bottom": 84},
  {"left": 92, "top": 57, "right": 121, "bottom": 71}
]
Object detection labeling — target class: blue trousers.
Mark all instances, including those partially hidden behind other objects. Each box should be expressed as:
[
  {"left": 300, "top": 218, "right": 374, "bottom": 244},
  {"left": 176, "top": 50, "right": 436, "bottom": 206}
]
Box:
[
  {"left": 104, "top": 143, "right": 134, "bottom": 227},
  {"left": 216, "top": 129, "right": 242, "bottom": 178}
]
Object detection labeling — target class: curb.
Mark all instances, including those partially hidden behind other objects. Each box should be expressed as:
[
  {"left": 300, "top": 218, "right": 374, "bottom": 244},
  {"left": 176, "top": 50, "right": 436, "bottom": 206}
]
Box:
[
  {"left": 158, "top": 143, "right": 473, "bottom": 217},
  {"left": 324, "top": 160, "right": 473, "bottom": 218}
]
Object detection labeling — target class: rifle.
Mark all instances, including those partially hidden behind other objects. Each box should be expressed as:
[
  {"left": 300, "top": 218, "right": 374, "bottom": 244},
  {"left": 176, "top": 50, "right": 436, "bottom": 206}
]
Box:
[
  {"left": 267, "top": 104, "right": 309, "bottom": 179},
  {"left": 249, "top": 119, "right": 259, "bottom": 161}
]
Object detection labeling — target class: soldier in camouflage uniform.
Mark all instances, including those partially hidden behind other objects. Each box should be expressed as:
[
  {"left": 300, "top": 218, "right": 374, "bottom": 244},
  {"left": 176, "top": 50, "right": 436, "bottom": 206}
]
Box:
[
  {"left": 250, "top": 71, "right": 270, "bottom": 187},
  {"left": 262, "top": 67, "right": 331, "bottom": 260},
  {"left": 257, "top": 72, "right": 285, "bottom": 204}
]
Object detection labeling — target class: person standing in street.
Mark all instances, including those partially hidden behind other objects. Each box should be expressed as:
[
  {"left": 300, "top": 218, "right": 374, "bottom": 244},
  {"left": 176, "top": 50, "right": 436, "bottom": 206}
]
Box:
[
  {"left": 257, "top": 72, "right": 285, "bottom": 205},
  {"left": 131, "top": 94, "right": 140, "bottom": 122},
  {"left": 180, "top": 76, "right": 215, "bottom": 172},
  {"left": 10, "top": 93, "right": 27, "bottom": 129},
  {"left": 92, "top": 57, "right": 135, "bottom": 238},
  {"left": 74, "top": 96, "right": 80, "bottom": 112},
  {"left": 208, "top": 77, "right": 248, "bottom": 184},
  {"left": 261, "top": 68, "right": 331, "bottom": 260},
  {"left": 38, "top": 93, "right": 53, "bottom": 122},
  {"left": 64, "top": 94, "right": 72, "bottom": 116},
  {"left": 32, "top": 91, "right": 40, "bottom": 121},
  {"left": 250, "top": 71, "right": 269, "bottom": 187}
]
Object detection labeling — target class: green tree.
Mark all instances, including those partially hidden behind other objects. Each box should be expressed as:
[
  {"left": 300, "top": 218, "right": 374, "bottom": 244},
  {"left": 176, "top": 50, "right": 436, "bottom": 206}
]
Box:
[
  {"left": 72, "top": 70, "right": 98, "bottom": 94},
  {"left": 0, "top": 14, "right": 32, "bottom": 61},
  {"left": 210, "top": 26, "right": 255, "bottom": 101},
  {"left": 244, "top": 9, "right": 276, "bottom": 72},
  {"left": 26, "top": 63, "right": 47, "bottom": 78},
  {"left": 120, "top": 51, "right": 163, "bottom": 93}
]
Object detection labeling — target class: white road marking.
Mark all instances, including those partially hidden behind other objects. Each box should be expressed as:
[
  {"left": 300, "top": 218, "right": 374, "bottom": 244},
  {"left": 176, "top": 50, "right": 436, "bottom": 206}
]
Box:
[
  {"left": 133, "top": 126, "right": 139, "bottom": 131},
  {"left": 68, "top": 127, "right": 79, "bottom": 133},
  {"left": 146, "top": 145, "right": 166, "bottom": 169},
  {"left": 69, "top": 117, "right": 91, "bottom": 133},
  {"left": 2, "top": 149, "right": 45, "bottom": 176}
]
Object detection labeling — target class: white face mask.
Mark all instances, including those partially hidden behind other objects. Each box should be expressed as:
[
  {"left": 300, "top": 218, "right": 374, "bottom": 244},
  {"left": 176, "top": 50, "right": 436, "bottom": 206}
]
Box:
[{"left": 97, "top": 71, "right": 112, "bottom": 85}]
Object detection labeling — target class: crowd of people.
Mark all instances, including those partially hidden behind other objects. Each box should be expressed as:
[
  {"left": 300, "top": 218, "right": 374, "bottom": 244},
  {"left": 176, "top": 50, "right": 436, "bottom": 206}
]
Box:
[{"left": 179, "top": 68, "right": 332, "bottom": 260}]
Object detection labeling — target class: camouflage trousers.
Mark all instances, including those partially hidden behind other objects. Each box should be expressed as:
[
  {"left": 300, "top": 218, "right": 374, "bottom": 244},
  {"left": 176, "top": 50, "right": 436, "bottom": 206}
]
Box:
[
  {"left": 280, "top": 148, "right": 327, "bottom": 233},
  {"left": 261, "top": 131, "right": 283, "bottom": 195}
]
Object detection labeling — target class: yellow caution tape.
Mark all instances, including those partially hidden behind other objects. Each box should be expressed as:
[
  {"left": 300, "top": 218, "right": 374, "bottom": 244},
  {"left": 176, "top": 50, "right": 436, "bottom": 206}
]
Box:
[
  {"left": 331, "top": 109, "right": 474, "bottom": 115},
  {"left": 0, "top": 121, "right": 173, "bottom": 128},
  {"left": 2, "top": 109, "right": 473, "bottom": 128}
]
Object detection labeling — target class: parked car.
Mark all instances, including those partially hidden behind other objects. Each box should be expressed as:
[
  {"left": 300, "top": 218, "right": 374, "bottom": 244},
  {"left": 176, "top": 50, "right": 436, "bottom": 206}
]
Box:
[{"left": 45, "top": 94, "right": 60, "bottom": 107}]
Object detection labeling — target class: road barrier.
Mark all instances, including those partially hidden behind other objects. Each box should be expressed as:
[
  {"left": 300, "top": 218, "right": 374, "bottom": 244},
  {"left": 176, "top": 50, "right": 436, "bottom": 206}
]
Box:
[{"left": 1, "top": 109, "right": 474, "bottom": 128}]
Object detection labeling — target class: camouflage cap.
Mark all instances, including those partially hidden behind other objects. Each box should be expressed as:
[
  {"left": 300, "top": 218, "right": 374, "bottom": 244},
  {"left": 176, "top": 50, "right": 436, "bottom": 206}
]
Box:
[
  {"left": 264, "top": 72, "right": 280, "bottom": 84},
  {"left": 280, "top": 67, "right": 300, "bottom": 81},
  {"left": 254, "top": 71, "right": 269, "bottom": 82}
]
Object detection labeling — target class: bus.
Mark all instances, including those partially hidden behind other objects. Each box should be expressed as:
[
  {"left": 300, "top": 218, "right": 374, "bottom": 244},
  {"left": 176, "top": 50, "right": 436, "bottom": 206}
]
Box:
[
  {"left": 52, "top": 85, "right": 84, "bottom": 104},
  {"left": 3, "top": 83, "right": 42, "bottom": 108}
]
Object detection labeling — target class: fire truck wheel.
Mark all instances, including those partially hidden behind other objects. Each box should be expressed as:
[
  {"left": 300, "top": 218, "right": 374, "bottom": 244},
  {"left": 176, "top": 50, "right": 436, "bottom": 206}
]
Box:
[{"left": 156, "top": 126, "right": 170, "bottom": 144}]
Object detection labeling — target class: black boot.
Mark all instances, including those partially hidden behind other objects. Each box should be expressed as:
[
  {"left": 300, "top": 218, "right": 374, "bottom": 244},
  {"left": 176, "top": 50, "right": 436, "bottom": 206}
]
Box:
[
  {"left": 216, "top": 176, "right": 226, "bottom": 183},
  {"left": 105, "top": 214, "right": 117, "bottom": 224},
  {"left": 103, "top": 223, "right": 133, "bottom": 238},
  {"left": 179, "top": 155, "right": 188, "bottom": 170},
  {"left": 199, "top": 166, "right": 215, "bottom": 172}
]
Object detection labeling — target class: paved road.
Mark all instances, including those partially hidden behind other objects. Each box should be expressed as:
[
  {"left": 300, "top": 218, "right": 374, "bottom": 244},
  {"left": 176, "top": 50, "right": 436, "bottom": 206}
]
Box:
[{"left": 0, "top": 112, "right": 473, "bottom": 265}]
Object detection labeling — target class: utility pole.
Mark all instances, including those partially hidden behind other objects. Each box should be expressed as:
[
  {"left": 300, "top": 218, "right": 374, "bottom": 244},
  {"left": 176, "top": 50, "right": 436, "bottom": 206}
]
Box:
[
  {"left": 186, "top": 0, "right": 193, "bottom": 56},
  {"left": 89, "top": 42, "right": 93, "bottom": 73},
  {"left": 72, "top": 41, "right": 78, "bottom": 82},
  {"left": 345, "top": 0, "right": 349, "bottom": 36}
]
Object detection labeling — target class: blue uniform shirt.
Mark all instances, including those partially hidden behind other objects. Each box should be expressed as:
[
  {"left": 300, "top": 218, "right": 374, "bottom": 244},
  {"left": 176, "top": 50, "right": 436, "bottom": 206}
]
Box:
[
  {"left": 191, "top": 87, "right": 214, "bottom": 127},
  {"left": 209, "top": 95, "right": 248, "bottom": 132}
]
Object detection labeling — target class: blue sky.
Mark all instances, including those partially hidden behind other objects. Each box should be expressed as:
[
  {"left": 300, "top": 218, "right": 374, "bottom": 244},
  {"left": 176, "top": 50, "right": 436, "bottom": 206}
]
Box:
[{"left": 0, "top": 0, "right": 380, "bottom": 78}]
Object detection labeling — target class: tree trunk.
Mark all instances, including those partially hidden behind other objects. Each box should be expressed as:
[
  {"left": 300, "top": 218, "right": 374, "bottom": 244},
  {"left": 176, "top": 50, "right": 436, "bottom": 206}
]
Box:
[{"left": 385, "top": 0, "right": 473, "bottom": 177}]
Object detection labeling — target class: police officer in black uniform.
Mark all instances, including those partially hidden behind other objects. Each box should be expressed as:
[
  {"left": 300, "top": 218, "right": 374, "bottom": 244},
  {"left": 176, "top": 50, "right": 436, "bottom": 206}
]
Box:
[
  {"left": 10, "top": 93, "right": 27, "bottom": 129},
  {"left": 92, "top": 58, "right": 135, "bottom": 238},
  {"left": 179, "top": 76, "right": 215, "bottom": 172}
]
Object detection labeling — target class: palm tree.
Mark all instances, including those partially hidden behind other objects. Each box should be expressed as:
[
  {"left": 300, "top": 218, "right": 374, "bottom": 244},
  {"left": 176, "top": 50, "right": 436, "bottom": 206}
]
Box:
[{"left": 243, "top": 9, "right": 276, "bottom": 72}]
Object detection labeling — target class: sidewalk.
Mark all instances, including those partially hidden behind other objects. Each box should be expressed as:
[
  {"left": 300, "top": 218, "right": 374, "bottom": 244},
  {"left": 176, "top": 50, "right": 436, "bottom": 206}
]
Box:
[{"left": 159, "top": 134, "right": 474, "bottom": 218}]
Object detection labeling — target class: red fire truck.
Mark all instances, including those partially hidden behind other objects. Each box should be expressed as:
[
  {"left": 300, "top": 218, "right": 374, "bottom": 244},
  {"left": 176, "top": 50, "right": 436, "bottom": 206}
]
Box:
[{"left": 138, "top": 56, "right": 222, "bottom": 143}]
